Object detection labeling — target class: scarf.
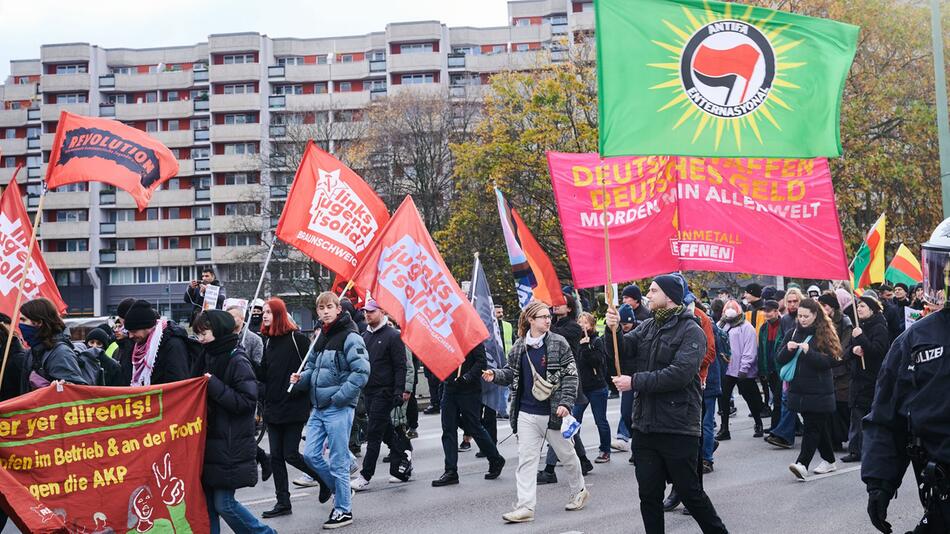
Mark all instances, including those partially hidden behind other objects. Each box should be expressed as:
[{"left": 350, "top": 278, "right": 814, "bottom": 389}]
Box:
[
  {"left": 131, "top": 320, "right": 166, "bottom": 387},
  {"left": 525, "top": 332, "right": 546, "bottom": 349},
  {"left": 653, "top": 305, "right": 684, "bottom": 326},
  {"left": 205, "top": 333, "right": 239, "bottom": 379},
  {"left": 720, "top": 312, "right": 746, "bottom": 329}
]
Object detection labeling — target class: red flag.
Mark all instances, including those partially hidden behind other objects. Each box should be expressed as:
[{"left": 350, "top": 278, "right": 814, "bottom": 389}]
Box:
[
  {"left": 45, "top": 111, "right": 179, "bottom": 210},
  {"left": 0, "top": 175, "right": 67, "bottom": 315},
  {"left": 0, "top": 465, "right": 68, "bottom": 533},
  {"left": 351, "top": 196, "right": 488, "bottom": 380},
  {"left": 276, "top": 141, "right": 390, "bottom": 280}
]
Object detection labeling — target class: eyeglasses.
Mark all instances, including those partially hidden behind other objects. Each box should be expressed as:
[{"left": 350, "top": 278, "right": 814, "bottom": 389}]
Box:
[{"left": 532, "top": 314, "right": 552, "bottom": 320}]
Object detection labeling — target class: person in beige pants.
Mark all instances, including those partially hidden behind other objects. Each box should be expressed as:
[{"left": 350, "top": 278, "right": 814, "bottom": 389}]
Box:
[{"left": 483, "top": 301, "right": 590, "bottom": 523}]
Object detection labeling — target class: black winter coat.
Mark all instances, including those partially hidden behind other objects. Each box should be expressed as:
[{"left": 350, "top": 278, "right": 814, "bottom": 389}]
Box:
[
  {"left": 361, "top": 322, "right": 407, "bottom": 394},
  {"left": 259, "top": 331, "right": 312, "bottom": 424},
  {"left": 776, "top": 327, "right": 836, "bottom": 414},
  {"left": 199, "top": 340, "right": 258, "bottom": 490},
  {"left": 443, "top": 343, "right": 486, "bottom": 395},
  {"left": 846, "top": 312, "right": 890, "bottom": 408},
  {"left": 0, "top": 335, "right": 27, "bottom": 400},
  {"left": 552, "top": 316, "right": 583, "bottom": 359},
  {"left": 576, "top": 332, "right": 608, "bottom": 392},
  {"left": 118, "top": 323, "right": 193, "bottom": 386}
]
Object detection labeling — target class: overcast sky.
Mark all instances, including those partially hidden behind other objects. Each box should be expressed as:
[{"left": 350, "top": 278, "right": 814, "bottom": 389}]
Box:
[{"left": 0, "top": 0, "right": 511, "bottom": 80}]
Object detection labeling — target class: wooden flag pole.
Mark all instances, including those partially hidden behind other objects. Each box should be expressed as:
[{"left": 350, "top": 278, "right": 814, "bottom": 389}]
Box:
[
  {"left": 0, "top": 179, "right": 47, "bottom": 387},
  {"left": 847, "top": 283, "right": 866, "bottom": 370},
  {"left": 287, "top": 280, "right": 352, "bottom": 393},
  {"left": 601, "top": 176, "right": 622, "bottom": 377}
]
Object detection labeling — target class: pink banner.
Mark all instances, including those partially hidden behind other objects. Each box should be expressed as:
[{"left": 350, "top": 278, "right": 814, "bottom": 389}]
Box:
[{"left": 547, "top": 152, "right": 850, "bottom": 288}]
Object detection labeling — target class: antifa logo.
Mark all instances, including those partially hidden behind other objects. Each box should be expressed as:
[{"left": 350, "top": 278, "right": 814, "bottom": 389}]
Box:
[{"left": 58, "top": 127, "right": 162, "bottom": 188}]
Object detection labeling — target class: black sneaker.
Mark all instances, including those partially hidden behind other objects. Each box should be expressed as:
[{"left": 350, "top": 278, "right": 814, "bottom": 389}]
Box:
[
  {"left": 536, "top": 470, "right": 557, "bottom": 485},
  {"left": 262, "top": 504, "right": 292, "bottom": 518},
  {"left": 840, "top": 453, "right": 861, "bottom": 463},
  {"left": 407, "top": 429, "right": 419, "bottom": 439},
  {"left": 475, "top": 451, "right": 487, "bottom": 458},
  {"left": 580, "top": 457, "right": 594, "bottom": 476},
  {"left": 458, "top": 441, "right": 472, "bottom": 452},
  {"left": 702, "top": 460, "right": 714, "bottom": 474},
  {"left": 323, "top": 509, "right": 353, "bottom": 529},
  {"left": 382, "top": 454, "right": 390, "bottom": 463},
  {"left": 485, "top": 457, "right": 505, "bottom": 480}
]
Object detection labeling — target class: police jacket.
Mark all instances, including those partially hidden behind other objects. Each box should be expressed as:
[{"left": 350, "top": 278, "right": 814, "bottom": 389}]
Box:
[{"left": 862, "top": 309, "right": 950, "bottom": 496}]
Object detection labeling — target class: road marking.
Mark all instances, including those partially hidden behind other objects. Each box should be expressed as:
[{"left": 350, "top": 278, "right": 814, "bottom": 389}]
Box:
[{"left": 802, "top": 465, "right": 861, "bottom": 482}]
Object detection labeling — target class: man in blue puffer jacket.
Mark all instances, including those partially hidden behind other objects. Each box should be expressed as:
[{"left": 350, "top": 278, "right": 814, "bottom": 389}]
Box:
[{"left": 291, "top": 292, "right": 370, "bottom": 530}]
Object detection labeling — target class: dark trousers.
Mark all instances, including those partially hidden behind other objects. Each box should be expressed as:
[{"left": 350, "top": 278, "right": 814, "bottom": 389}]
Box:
[
  {"left": 481, "top": 405, "right": 498, "bottom": 443},
  {"left": 831, "top": 401, "right": 850, "bottom": 448},
  {"left": 797, "top": 411, "right": 835, "bottom": 467},
  {"left": 441, "top": 390, "right": 501, "bottom": 471},
  {"left": 267, "top": 421, "right": 319, "bottom": 507},
  {"left": 720, "top": 375, "right": 763, "bottom": 432},
  {"left": 848, "top": 405, "right": 870, "bottom": 456},
  {"left": 426, "top": 369, "right": 442, "bottom": 409},
  {"left": 361, "top": 390, "right": 407, "bottom": 481},
  {"left": 767, "top": 371, "right": 783, "bottom": 429},
  {"left": 632, "top": 431, "right": 728, "bottom": 534},
  {"left": 407, "top": 359, "right": 420, "bottom": 429}
]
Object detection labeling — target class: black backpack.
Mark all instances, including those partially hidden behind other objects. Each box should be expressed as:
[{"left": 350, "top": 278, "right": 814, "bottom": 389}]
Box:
[{"left": 75, "top": 348, "right": 105, "bottom": 386}]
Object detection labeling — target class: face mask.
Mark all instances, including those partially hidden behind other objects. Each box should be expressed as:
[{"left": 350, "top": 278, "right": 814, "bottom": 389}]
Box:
[
  {"left": 724, "top": 308, "right": 738, "bottom": 319},
  {"left": 19, "top": 323, "right": 40, "bottom": 348}
]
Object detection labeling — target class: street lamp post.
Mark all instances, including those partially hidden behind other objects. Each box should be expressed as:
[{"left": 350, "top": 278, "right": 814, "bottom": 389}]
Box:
[{"left": 931, "top": 0, "right": 950, "bottom": 218}]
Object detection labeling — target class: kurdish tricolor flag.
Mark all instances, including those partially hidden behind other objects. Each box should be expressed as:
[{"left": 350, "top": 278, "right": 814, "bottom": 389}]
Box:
[
  {"left": 885, "top": 243, "right": 923, "bottom": 286},
  {"left": 596, "top": 0, "right": 859, "bottom": 158},
  {"left": 851, "top": 213, "right": 886, "bottom": 289}
]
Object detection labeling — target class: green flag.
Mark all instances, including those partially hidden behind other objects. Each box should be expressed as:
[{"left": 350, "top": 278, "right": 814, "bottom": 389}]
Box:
[{"left": 596, "top": 0, "right": 859, "bottom": 158}]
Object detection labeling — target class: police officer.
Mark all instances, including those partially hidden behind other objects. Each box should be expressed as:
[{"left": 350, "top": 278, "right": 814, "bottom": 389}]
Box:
[{"left": 862, "top": 217, "right": 950, "bottom": 533}]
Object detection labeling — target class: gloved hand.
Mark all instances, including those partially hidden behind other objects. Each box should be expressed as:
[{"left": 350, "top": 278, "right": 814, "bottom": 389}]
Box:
[{"left": 867, "top": 488, "right": 893, "bottom": 533}]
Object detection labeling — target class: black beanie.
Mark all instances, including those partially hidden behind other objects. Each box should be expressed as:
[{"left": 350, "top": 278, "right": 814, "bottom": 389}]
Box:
[
  {"left": 653, "top": 274, "right": 685, "bottom": 305},
  {"left": 116, "top": 297, "right": 137, "bottom": 319},
  {"left": 85, "top": 327, "right": 111, "bottom": 346},
  {"left": 622, "top": 284, "right": 642, "bottom": 301},
  {"left": 817, "top": 293, "right": 840, "bottom": 311},
  {"left": 744, "top": 283, "right": 763, "bottom": 299},
  {"left": 123, "top": 300, "right": 158, "bottom": 331},
  {"left": 859, "top": 295, "right": 883, "bottom": 314},
  {"left": 204, "top": 310, "right": 236, "bottom": 339},
  {"left": 894, "top": 282, "right": 910, "bottom": 293}
]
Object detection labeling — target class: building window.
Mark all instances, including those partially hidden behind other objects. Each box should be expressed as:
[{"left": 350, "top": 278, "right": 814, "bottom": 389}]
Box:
[
  {"left": 55, "top": 64, "right": 87, "bottom": 75},
  {"left": 62, "top": 240, "right": 88, "bottom": 252},
  {"left": 3, "top": 128, "right": 14, "bottom": 139},
  {"left": 168, "top": 237, "right": 180, "bottom": 249},
  {"left": 166, "top": 90, "right": 180, "bottom": 102},
  {"left": 111, "top": 66, "right": 133, "bottom": 75},
  {"left": 3, "top": 157, "right": 15, "bottom": 168},
  {"left": 339, "top": 54, "right": 354, "bottom": 63},
  {"left": 115, "top": 238, "right": 135, "bottom": 251},
  {"left": 400, "top": 43, "right": 433, "bottom": 54},
  {"left": 162, "top": 266, "right": 194, "bottom": 282},
  {"left": 223, "top": 143, "right": 258, "bottom": 155},
  {"left": 223, "top": 54, "right": 255, "bottom": 65},
  {"left": 145, "top": 121, "right": 158, "bottom": 132},
  {"left": 277, "top": 56, "right": 304, "bottom": 66},
  {"left": 109, "top": 268, "right": 134, "bottom": 285},
  {"left": 369, "top": 51, "right": 386, "bottom": 61},
  {"left": 167, "top": 207, "right": 181, "bottom": 219},
  {"left": 226, "top": 233, "right": 258, "bottom": 247},
  {"left": 55, "top": 93, "right": 87, "bottom": 104},
  {"left": 316, "top": 55, "right": 329, "bottom": 64},
  {"left": 224, "top": 173, "right": 251, "bottom": 185},
  {"left": 194, "top": 235, "right": 212, "bottom": 250},
  {"left": 147, "top": 238, "right": 160, "bottom": 250},
  {"left": 515, "top": 43, "right": 531, "bottom": 52},
  {"left": 224, "top": 113, "right": 255, "bottom": 124},
  {"left": 452, "top": 46, "right": 478, "bottom": 56},
  {"left": 338, "top": 82, "right": 352, "bottom": 92},
  {"left": 315, "top": 83, "right": 328, "bottom": 94},
  {"left": 273, "top": 84, "right": 302, "bottom": 95},
  {"left": 515, "top": 18, "right": 531, "bottom": 27},
  {"left": 54, "top": 270, "right": 85, "bottom": 287},
  {"left": 145, "top": 208, "right": 159, "bottom": 221},
  {"left": 224, "top": 203, "right": 257, "bottom": 216},
  {"left": 145, "top": 92, "right": 158, "bottom": 103},
  {"left": 194, "top": 206, "right": 212, "bottom": 219},
  {"left": 193, "top": 147, "right": 210, "bottom": 159},
  {"left": 54, "top": 183, "right": 88, "bottom": 193},
  {"left": 108, "top": 209, "right": 136, "bottom": 222},
  {"left": 136, "top": 267, "right": 160, "bottom": 284},
  {"left": 401, "top": 73, "right": 434, "bottom": 85},
  {"left": 56, "top": 210, "right": 87, "bottom": 222},
  {"left": 109, "top": 94, "right": 128, "bottom": 104},
  {"left": 223, "top": 83, "right": 256, "bottom": 95},
  {"left": 369, "top": 79, "right": 386, "bottom": 91},
  {"left": 166, "top": 120, "right": 179, "bottom": 131}
]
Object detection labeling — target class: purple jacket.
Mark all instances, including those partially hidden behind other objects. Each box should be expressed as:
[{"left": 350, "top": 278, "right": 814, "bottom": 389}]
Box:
[{"left": 723, "top": 321, "right": 758, "bottom": 378}]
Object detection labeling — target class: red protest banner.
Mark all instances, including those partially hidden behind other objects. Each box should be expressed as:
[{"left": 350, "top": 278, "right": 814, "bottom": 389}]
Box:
[
  {"left": 0, "top": 378, "right": 209, "bottom": 533},
  {"left": 547, "top": 152, "right": 850, "bottom": 287},
  {"left": 351, "top": 196, "right": 488, "bottom": 380},
  {"left": 0, "top": 177, "right": 67, "bottom": 315},
  {"left": 276, "top": 141, "right": 390, "bottom": 280},
  {"left": 45, "top": 111, "right": 179, "bottom": 210}
]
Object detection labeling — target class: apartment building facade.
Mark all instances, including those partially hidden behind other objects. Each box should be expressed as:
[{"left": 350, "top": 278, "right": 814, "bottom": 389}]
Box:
[{"left": 0, "top": 0, "right": 595, "bottom": 323}]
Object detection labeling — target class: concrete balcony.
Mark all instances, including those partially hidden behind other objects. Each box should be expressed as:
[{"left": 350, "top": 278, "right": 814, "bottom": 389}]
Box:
[
  {"left": 210, "top": 154, "right": 258, "bottom": 173},
  {"left": 3, "top": 83, "right": 38, "bottom": 101},
  {"left": 176, "top": 159, "right": 195, "bottom": 176},
  {"left": 151, "top": 129, "right": 194, "bottom": 148},
  {"left": 39, "top": 221, "right": 90, "bottom": 240},
  {"left": 40, "top": 73, "right": 91, "bottom": 92},
  {"left": 114, "top": 100, "right": 192, "bottom": 121},
  {"left": 114, "top": 71, "right": 195, "bottom": 92},
  {"left": 210, "top": 183, "right": 264, "bottom": 203},
  {"left": 114, "top": 188, "right": 194, "bottom": 208},
  {"left": 0, "top": 109, "right": 28, "bottom": 128},
  {"left": 331, "top": 61, "right": 369, "bottom": 79},
  {"left": 212, "top": 245, "right": 266, "bottom": 263},
  {"left": 209, "top": 33, "right": 262, "bottom": 53},
  {"left": 387, "top": 22, "right": 443, "bottom": 42},
  {"left": 209, "top": 63, "right": 262, "bottom": 83},
  {"left": 41, "top": 103, "right": 90, "bottom": 121},
  {"left": 0, "top": 138, "right": 27, "bottom": 156},
  {"left": 509, "top": 50, "right": 551, "bottom": 70},
  {"left": 280, "top": 93, "right": 331, "bottom": 111},
  {"left": 40, "top": 133, "right": 55, "bottom": 151},
  {"left": 388, "top": 84, "right": 446, "bottom": 98},
  {"left": 209, "top": 93, "right": 262, "bottom": 113},
  {"left": 45, "top": 190, "right": 91, "bottom": 209},
  {"left": 389, "top": 52, "right": 443, "bottom": 72},
  {"left": 211, "top": 215, "right": 265, "bottom": 233},
  {"left": 0, "top": 167, "right": 18, "bottom": 186},
  {"left": 40, "top": 43, "right": 92, "bottom": 63},
  {"left": 115, "top": 248, "right": 194, "bottom": 267},
  {"left": 210, "top": 123, "right": 263, "bottom": 143},
  {"left": 282, "top": 64, "right": 331, "bottom": 83},
  {"left": 115, "top": 219, "right": 194, "bottom": 238},
  {"left": 44, "top": 251, "right": 91, "bottom": 269},
  {"left": 570, "top": 10, "right": 595, "bottom": 31}
]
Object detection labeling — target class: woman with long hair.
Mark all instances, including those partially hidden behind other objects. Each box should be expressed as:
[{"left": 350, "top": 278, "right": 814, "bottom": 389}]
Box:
[
  {"left": 20, "top": 298, "right": 88, "bottom": 386},
  {"left": 482, "top": 301, "right": 589, "bottom": 524},
  {"left": 717, "top": 299, "right": 766, "bottom": 439},
  {"left": 776, "top": 299, "right": 842, "bottom": 479},
  {"left": 257, "top": 298, "right": 328, "bottom": 517}
]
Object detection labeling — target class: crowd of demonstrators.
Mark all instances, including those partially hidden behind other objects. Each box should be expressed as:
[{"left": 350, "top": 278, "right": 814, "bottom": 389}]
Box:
[{"left": 123, "top": 300, "right": 193, "bottom": 386}]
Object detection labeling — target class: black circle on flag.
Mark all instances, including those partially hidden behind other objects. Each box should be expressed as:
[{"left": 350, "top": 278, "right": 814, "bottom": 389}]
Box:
[{"left": 679, "top": 20, "right": 776, "bottom": 119}]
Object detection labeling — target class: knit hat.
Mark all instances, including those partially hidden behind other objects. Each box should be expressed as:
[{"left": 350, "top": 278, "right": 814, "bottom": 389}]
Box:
[
  {"left": 85, "top": 327, "right": 111, "bottom": 346},
  {"left": 744, "top": 283, "right": 763, "bottom": 299},
  {"left": 673, "top": 273, "right": 696, "bottom": 305},
  {"left": 653, "top": 274, "right": 685, "bottom": 306},
  {"left": 621, "top": 284, "right": 642, "bottom": 301},
  {"left": 894, "top": 282, "right": 910, "bottom": 293},
  {"left": 761, "top": 287, "right": 777, "bottom": 301},
  {"left": 763, "top": 300, "right": 780, "bottom": 311},
  {"left": 817, "top": 293, "right": 840, "bottom": 311},
  {"left": 618, "top": 304, "right": 635, "bottom": 324},
  {"left": 204, "top": 310, "right": 236, "bottom": 339},
  {"left": 878, "top": 283, "right": 893, "bottom": 292},
  {"left": 863, "top": 288, "right": 880, "bottom": 301},
  {"left": 774, "top": 289, "right": 786, "bottom": 302},
  {"left": 859, "top": 295, "right": 883, "bottom": 314},
  {"left": 787, "top": 282, "right": 802, "bottom": 290},
  {"left": 835, "top": 288, "right": 853, "bottom": 311},
  {"left": 116, "top": 297, "right": 137, "bottom": 319},
  {"left": 123, "top": 300, "right": 158, "bottom": 331}
]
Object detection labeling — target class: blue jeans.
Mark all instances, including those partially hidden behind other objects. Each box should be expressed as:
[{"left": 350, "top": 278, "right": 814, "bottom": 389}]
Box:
[
  {"left": 303, "top": 406, "right": 355, "bottom": 513},
  {"left": 616, "top": 390, "right": 633, "bottom": 440},
  {"left": 574, "top": 387, "right": 611, "bottom": 454},
  {"left": 205, "top": 488, "right": 275, "bottom": 534},
  {"left": 702, "top": 396, "right": 717, "bottom": 463},
  {"left": 771, "top": 388, "right": 798, "bottom": 445}
]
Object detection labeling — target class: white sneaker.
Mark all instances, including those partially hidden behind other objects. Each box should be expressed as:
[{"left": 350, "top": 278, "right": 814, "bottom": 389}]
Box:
[
  {"left": 293, "top": 475, "right": 319, "bottom": 488},
  {"left": 350, "top": 476, "right": 370, "bottom": 492},
  {"left": 565, "top": 487, "right": 590, "bottom": 511},
  {"left": 610, "top": 439, "right": 630, "bottom": 452},
  {"left": 789, "top": 462, "right": 807, "bottom": 480},
  {"left": 813, "top": 460, "right": 837, "bottom": 474},
  {"left": 502, "top": 507, "right": 534, "bottom": 523},
  {"left": 388, "top": 475, "right": 409, "bottom": 483}
]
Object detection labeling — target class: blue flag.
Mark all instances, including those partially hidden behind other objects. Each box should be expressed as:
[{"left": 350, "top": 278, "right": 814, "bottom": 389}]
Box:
[{"left": 468, "top": 255, "right": 509, "bottom": 414}]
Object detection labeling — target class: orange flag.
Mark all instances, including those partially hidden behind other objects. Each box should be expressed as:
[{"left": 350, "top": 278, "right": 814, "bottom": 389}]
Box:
[
  {"left": 0, "top": 175, "right": 67, "bottom": 315},
  {"left": 276, "top": 141, "right": 390, "bottom": 280},
  {"left": 351, "top": 196, "right": 488, "bottom": 380},
  {"left": 45, "top": 111, "right": 179, "bottom": 210}
]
